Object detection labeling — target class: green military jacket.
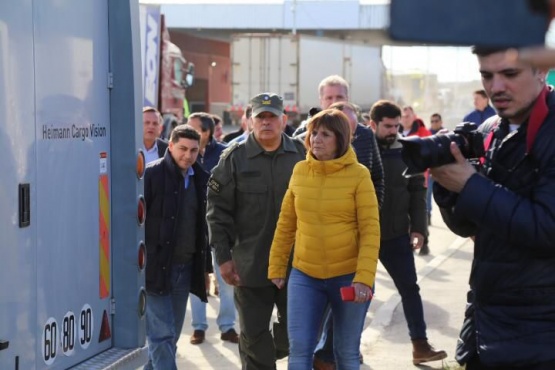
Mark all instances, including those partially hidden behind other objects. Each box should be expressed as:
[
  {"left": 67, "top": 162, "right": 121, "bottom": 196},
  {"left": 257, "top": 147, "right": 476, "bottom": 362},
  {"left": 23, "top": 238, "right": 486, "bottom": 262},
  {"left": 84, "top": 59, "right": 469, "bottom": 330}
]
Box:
[{"left": 207, "top": 133, "right": 306, "bottom": 287}]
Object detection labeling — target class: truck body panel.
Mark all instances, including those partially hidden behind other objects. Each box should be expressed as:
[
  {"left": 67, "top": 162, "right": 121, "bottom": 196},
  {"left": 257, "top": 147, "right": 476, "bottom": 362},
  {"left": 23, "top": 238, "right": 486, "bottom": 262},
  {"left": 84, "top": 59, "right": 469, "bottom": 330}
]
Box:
[
  {"left": 0, "top": 0, "right": 147, "bottom": 368},
  {"left": 231, "top": 33, "right": 384, "bottom": 114},
  {"left": 140, "top": 4, "right": 161, "bottom": 109},
  {"left": 140, "top": 2, "right": 194, "bottom": 135}
]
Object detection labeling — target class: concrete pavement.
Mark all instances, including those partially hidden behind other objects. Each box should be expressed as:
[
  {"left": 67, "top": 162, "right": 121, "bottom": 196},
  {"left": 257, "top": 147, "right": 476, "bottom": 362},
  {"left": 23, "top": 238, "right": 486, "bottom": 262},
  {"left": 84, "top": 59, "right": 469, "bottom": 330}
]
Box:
[
  {"left": 361, "top": 236, "right": 472, "bottom": 369},
  {"left": 175, "top": 208, "right": 473, "bottom": 369}
]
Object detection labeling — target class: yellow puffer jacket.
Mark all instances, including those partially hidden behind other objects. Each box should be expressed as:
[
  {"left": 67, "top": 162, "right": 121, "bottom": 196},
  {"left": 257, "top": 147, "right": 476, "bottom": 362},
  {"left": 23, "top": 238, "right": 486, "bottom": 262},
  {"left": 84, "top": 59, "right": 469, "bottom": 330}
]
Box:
[{"left": 268, "top": 146, "right": 380, "bottom": 287}]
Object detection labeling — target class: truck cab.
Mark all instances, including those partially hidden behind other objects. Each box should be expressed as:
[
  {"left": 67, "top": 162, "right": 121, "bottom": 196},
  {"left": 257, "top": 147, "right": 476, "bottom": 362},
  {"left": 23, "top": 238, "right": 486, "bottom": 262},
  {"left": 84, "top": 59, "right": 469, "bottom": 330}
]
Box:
[{"left": 140, "top": 3, "right": 195, "bottom": 139}]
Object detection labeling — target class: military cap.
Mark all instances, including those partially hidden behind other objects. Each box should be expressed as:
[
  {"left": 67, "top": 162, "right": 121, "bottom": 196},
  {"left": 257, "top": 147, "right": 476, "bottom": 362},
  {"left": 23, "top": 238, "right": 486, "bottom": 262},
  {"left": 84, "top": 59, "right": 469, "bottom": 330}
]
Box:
[{"left": 250, "top": 93, "right": 284, "bottom": 117}]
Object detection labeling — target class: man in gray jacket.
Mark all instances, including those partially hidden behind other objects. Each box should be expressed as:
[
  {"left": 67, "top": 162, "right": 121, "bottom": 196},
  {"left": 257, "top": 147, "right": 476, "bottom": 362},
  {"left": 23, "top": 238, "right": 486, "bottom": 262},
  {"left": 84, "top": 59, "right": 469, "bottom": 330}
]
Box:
[{"left": 207, "top": 93, "right": 305, "bottom": 370}]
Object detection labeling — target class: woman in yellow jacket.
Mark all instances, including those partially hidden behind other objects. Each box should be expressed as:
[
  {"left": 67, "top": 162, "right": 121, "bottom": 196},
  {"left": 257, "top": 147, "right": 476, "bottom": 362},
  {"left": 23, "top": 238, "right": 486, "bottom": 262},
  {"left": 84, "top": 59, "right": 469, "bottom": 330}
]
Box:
[{"left": 268, "top": 109, "right": 380, "bottom": 370}]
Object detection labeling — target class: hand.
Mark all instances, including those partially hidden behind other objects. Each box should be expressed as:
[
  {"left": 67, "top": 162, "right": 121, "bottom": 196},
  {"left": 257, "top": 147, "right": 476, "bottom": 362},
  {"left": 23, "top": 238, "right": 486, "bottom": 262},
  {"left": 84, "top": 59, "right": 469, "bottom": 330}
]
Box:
[
  {"left": 352, "top": 282, "right": 373, "bottom": 303},
  {"left": 410, "top": 232, "right": 424, "bottom": 250},
  {"left": 219, "top": 260, "right": 241, "bottom": 286},
  {"left": 508, "top": 46, "right": 555, "bottom": 70},
  {"left": 429, "top": 142, "right": 476, "bottom": 193},
  {"left": 271, "top": 278, "right": 285, "bottom": 289}
]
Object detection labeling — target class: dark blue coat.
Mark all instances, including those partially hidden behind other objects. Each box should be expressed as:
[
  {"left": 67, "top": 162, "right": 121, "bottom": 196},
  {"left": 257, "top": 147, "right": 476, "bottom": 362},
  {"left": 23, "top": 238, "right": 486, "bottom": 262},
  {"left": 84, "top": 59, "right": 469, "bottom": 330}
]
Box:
[
  {"left": 463, "top": 105, "right": 496, "bottom": 126},
  {"left": 438, "top": 89, "right": 555, "bottom": 366},
  {"left": 144, "top": 151, "right": 210, "bottom": 301},
  {"left": 199, "top": 139, "right": 226, "bottom": 173}
]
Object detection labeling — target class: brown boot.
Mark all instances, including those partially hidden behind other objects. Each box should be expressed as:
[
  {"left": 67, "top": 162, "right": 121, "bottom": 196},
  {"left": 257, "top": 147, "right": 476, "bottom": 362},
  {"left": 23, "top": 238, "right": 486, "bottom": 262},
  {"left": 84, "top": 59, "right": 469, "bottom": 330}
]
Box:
[
  {"left": 412, "top": 339, "right": 447, "bottom": 365},
  {"left": 312, "top": 356, "right": 336, "bottom": 370},
  {"left": 220, "top": 329, "right": 239, "bottom": 344},
  {"left": 190, "top": 330, "right": 205, "bottom": 345}
]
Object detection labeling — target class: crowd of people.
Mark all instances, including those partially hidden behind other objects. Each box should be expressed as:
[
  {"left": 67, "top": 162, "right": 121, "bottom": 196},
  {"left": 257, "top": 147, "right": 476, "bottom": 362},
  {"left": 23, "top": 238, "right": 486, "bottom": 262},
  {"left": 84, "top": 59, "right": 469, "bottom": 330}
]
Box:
[{"left": 140, "top": 45, "right": 555, "bottom": 370}]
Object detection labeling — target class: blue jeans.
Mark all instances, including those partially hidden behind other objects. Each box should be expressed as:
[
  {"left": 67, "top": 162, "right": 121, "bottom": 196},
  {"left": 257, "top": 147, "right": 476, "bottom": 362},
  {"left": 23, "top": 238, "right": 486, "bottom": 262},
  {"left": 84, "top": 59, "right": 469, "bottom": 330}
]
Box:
[
  {"left": 144, "top": 263, "right": 192, "bottom": 370},
  {"left": 380, "top": 234, "right": 427, "bottom": 339},
  {"left": 190, "top": 250, "right": 236, "bottom": 332},
  {"left": 288, "top": 268, "right": 369, "bottom": 370},
  {"left": 315, "top": 234, "right": 427, "bottom": 364},
  {"left": 314, "top": 293, "right": 374, "bottom": 363}
]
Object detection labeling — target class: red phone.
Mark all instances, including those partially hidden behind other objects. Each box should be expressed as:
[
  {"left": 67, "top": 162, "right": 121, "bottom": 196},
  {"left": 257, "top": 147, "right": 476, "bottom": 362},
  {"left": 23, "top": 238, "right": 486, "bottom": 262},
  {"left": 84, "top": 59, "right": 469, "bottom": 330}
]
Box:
[{"left": 340, "top": 286, "right": 356, "bottom": 301}]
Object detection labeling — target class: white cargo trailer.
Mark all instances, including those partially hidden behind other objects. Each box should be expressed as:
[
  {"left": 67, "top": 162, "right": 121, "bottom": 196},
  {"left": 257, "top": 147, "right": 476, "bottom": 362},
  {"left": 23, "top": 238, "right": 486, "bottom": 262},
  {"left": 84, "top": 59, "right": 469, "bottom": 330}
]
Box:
[{"left": 231, "top": 33, "right": 386, "bottom": 114}]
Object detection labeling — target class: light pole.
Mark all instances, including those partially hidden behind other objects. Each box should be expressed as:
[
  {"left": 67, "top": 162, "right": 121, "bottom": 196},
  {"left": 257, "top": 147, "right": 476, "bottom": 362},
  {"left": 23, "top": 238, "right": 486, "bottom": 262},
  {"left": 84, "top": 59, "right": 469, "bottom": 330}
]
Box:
[{"left": 208, "top": 61, "right": 216, "bottom": 112}]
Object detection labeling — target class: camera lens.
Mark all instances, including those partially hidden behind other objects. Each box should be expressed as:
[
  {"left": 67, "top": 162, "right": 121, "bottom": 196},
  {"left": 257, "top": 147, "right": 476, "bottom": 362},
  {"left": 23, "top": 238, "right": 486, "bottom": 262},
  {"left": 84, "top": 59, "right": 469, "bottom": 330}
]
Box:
[{"left": 399, "top": 133, "right": 465, "bottom": 173}]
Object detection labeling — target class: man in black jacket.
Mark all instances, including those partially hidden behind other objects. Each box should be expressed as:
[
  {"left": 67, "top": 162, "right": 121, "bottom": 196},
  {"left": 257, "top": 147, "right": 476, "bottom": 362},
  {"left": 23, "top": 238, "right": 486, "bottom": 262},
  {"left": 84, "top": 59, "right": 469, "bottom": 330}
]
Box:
[
  {"left": 143, "top": 125, "right": 210, "bottom": 370},
  {"left": 432, "top": 47, "right": 555, "bottom": 369},
  {"left": 369, "top": 100, "right": 446, "bottom": 366}
]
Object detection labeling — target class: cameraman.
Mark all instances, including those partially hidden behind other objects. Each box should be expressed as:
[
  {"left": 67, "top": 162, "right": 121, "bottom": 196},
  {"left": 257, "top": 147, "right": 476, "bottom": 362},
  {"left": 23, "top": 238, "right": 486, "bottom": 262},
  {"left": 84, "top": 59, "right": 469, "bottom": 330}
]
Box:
[{"left": 431, "top": 46, "right": 555, "bottom": 369}]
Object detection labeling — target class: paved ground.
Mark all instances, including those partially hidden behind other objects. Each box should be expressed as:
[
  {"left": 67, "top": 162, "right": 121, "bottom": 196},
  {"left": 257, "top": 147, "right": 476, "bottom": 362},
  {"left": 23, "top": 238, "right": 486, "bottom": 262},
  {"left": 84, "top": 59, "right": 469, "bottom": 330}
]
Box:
[{"left": 172, "top": 206, "right": 472, "bottom": 369}]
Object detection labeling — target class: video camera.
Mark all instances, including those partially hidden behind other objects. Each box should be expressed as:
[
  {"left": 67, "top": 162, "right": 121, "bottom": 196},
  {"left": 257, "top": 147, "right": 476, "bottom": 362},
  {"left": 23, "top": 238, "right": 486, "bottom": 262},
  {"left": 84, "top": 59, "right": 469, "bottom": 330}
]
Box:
[{"left": 398, "top": 122, "right": 485, "bottom": 175}]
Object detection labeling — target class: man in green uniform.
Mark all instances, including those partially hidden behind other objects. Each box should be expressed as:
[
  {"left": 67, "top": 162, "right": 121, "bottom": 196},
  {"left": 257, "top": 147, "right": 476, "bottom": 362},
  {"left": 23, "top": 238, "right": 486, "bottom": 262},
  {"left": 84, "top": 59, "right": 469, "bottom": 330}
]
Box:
[{"left": 207, "top": 93, "right": 305, "bottom": 370}]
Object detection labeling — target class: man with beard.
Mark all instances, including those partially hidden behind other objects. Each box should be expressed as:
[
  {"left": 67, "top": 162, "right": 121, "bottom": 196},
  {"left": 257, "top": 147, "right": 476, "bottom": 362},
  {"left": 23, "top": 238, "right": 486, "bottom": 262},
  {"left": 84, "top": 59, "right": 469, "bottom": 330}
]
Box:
[
  {"left": 369, "top": 100, "right": 447, "bottom": 366},
  {"left": 431, "top": 47, "right": 555, "bottom": 369}
]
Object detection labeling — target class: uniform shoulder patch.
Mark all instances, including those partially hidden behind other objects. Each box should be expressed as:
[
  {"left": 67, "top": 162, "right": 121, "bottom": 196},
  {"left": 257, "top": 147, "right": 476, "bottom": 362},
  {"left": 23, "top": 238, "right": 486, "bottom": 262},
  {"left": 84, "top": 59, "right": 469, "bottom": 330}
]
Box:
[
  {"left": 208, "top": 177, "right": 222, "bottom": 193},
  {"left": 220, "top": 142, "right": 241, "bottom": 160}
]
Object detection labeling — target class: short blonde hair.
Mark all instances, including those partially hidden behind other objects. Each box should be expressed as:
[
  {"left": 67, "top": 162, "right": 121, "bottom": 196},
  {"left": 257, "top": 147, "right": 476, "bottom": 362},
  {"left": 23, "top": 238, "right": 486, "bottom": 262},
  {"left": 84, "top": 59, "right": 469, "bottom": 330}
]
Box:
[{"left": 318, "top": 75, "right": 349, "bottom": 99}]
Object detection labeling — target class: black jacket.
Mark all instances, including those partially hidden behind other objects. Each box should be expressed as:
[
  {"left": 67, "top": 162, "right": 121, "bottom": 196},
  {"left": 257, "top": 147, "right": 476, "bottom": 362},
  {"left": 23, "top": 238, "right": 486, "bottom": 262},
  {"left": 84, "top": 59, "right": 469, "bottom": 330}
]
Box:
[
  {"left": 377, "top": 135, "right": 427, "bottom": 241},
  {"left": 222, "top": 128, "right": 244, "bottom": 143},
  {"left": 156, "top": 138, "right": 168, "bottom": 158},
  {"left": 437, "top": 89, "right": 555, "bottom": 366},
  {"left": 353, "top": 124, "right": 385, "bottom": 208},
  {"left": 144, "top": 151, "right": 210, "bottom": 301}
]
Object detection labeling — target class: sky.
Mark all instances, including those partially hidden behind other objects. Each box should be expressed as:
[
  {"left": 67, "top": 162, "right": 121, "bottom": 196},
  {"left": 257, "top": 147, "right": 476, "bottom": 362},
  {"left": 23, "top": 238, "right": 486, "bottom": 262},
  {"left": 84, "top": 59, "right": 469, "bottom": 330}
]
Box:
[
  {"left": 142, "top": 0, "right": 483, "bottom": 83},
  {"left": 143, "top": 0, "right": 553, "bottom": 83},
  {"left": 382, "top": 46, "right": 481, "bottom": 83},
  {"left": 383, "top": 19, "right": 555, "bottom": 83}
]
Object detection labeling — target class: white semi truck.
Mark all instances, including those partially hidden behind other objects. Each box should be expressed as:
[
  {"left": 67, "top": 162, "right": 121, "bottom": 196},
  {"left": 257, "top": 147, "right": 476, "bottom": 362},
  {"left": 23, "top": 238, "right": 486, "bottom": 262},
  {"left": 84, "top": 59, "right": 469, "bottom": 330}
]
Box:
[{"left": 0, "top": 0, "right": 148, "bottom": 369}]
